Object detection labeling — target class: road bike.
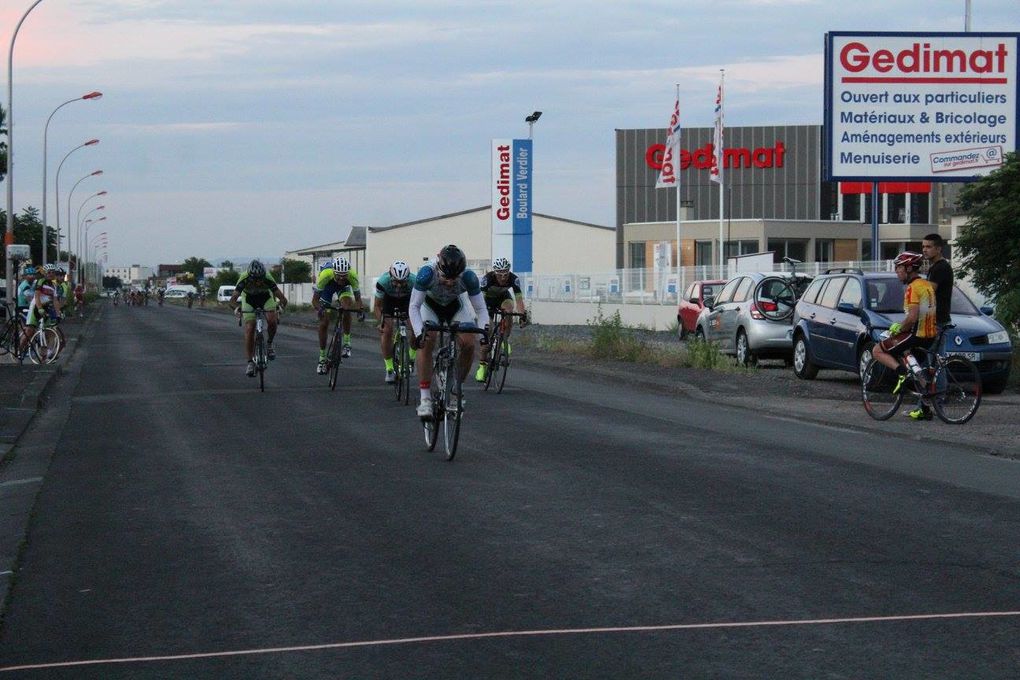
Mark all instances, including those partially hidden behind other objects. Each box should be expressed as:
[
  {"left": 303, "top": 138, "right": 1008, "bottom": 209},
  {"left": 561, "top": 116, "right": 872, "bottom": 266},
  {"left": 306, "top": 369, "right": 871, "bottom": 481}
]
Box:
[
  {"left": 27, "top": 312, "right": 62, "bottom": 365},
  {"left": 324, "top": 302, "right": 351, "bottom": 391},
  {"left": 0, "top": 305, "right": 29, "bottom": 363},
  {"left": 752, "top": 257, "right": 814, "bottom": 322},
  {"left": 421, "top": 321, "right": 486, "bottom": 460},
  {"left": 385, "top": 311, "right": 412, "bottom": 405},
  {"left": 238, "top": 305, "right": 276, "bottom": 392},
  {"left": 482, "top": 309, "right": 527, "bottom": 393},
  {"left": 861, "top": 323, "right": 981, "bottom": 424}
]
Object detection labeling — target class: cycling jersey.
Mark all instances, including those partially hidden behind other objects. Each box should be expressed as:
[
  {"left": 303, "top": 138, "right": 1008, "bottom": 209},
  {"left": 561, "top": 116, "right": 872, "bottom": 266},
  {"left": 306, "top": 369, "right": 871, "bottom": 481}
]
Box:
[
  {"left": 904, "top": 278, "right": 937, "bottom": 339},
  {"left": 480, "top": 271, "right": 523, "bottom": 305},
  {"left": 235, "top": 271, "right": 280, "bottom": 297},
  {"left": 409, "top": 264, "right": 489, "bottom": 336},
  {"left": 16, "top": 280, "right": 35, "bottom": 308},
  {"left": 315, "top": 268, "right": 360, "bottom": 303},
  {"left": 374, "top": 272, "right": 416, "bottom": 299}
]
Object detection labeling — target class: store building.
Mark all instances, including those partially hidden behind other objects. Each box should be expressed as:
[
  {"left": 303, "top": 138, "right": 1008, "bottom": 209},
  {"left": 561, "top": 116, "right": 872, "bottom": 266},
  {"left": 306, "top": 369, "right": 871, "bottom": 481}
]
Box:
[{"left": 616, "top": 124, "right": 952, "bottom": 268}]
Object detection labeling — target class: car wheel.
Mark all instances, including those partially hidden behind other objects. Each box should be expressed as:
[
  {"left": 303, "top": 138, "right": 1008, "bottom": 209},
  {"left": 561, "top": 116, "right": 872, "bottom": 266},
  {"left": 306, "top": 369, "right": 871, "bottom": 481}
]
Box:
[
  {"left": 736, "top": 329, "right": 758, "bottom": 367},
  {"left": 677, "top": 317, "right": 688, "bottom": 341},
  {"left": 982, "top": 377, "right": 1007, "bottom": 395},
  {"left": 695, "top": 327, "right": 706, "bottom": 342},
  {"left": 857, "top": 341, "right": 875, "bottom": 378},
  {"left": 793, "top": 334, "right": 819, "bottom": 379}
]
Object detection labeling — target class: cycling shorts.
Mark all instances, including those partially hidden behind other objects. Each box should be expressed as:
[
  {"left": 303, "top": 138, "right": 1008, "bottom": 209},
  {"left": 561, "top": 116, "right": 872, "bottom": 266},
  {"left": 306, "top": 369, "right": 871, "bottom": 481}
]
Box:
[
  {"left": 880, "top": 331, "right": 933, "bottom": 358},
  {"left": 422, "top": 293, "right": 478, "bottom": 329},
  {"left": 241, "top": 292, "right": 278, "bottom": 322},
  {"left": 484, "top": 292, "right": 515, "bottom": 316},
  {"left": 380, "top": 294, "right": 410, "bottom": 317}
]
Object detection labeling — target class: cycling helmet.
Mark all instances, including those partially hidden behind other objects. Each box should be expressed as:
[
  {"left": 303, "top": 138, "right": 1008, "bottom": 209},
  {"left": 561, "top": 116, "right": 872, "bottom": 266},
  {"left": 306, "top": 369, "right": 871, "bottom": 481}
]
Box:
[
  {"left": 893, "top": 251, "right": 923, "bottom": 270},
  {"left": 436, "top": 244, "right": 466, "bottom": 278},
  {"left": 248, "top": 259, "right": 266, "bottom": 277},
  {"left": 389, "top": 260, "right": 410, "bottom": 281},
  {"left": 332, "top": 256, "right": 351, "bottom": 273},
  {"left": 22, "top": 266, "right": 36, "bottom": 275},
  {"left": 492, "top": 257, "right": 511, "bottom": 272},
  {"left": 44, "top": 264, "right": 58, "bottom": 274}
]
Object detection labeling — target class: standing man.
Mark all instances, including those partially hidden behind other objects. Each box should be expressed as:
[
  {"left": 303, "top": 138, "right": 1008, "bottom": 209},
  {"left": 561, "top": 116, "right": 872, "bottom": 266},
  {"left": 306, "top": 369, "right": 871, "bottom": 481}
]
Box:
[{"left": 904, "top": 233, "right": 954, "bottom": 420}]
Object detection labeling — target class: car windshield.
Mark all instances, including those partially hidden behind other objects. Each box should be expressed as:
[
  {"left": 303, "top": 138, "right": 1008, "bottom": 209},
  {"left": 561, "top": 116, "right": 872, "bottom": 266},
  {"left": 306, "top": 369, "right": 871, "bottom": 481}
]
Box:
[
  {"left": 702, "top": 283, "right": 722, "bottom": 299},
  {"left": 949, "top": 286, "right": 980, "bottom": 315}
]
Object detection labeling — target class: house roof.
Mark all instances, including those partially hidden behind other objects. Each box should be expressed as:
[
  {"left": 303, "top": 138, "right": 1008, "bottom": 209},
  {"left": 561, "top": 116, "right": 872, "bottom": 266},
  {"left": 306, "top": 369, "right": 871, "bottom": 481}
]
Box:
[
  {"left": 368, "top": 207, "right": 614, "bottom": 233},
  {"left": 292, "top": 226, "right": 368, "bottom": 255}
]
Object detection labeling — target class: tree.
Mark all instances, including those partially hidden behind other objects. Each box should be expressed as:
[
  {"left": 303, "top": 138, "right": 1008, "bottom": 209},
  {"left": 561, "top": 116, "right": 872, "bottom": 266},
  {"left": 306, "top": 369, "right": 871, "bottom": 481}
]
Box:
[
  {"left": 221, "top": 260, "right": 235, "bottom": 271},
  {"left": 102, "top": 275, "right": 123, "bottom": 290},
  {"left": 277, "top": 258, "right": 312, "bottom": 282},
  {"left": 181, "top": 256, "right": 212, "bottom": 280},
  {"left": 0, "top": 207, "right": 58, "bottom": 277},
  {"left": 955, "top": 152, "right": 1020, "bottom": 331}
]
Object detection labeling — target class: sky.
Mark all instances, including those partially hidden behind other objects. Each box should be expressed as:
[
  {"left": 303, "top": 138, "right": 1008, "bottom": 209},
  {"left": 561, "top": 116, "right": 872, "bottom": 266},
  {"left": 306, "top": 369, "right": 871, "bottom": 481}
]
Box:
[{"left": 2, "top": 0, "right": 1018, "bottom": 268}]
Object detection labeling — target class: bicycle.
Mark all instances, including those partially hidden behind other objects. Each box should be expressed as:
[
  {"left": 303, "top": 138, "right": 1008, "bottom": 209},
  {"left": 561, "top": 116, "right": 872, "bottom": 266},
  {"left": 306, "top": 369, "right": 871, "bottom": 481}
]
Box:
[
  {"left": 0, "top": 305, "right": 29, "bottom": 363},
  {"left": 482, "top": 310, "right": 527, "bottom": 393},
  {"left": 752, "top": 257, "right": 813, "bottom": 322},
  {"left": 27, "top": 312, "right": 62, "bottom": 365},
  {"left": 323, "top": 302, "right": 351, "bottom": 391},
  {"left": 420, "top": 321, "right": 487, "bottom": 460},
  {"left": 385, "top": 311, "right": 412, "bottom": 405},
  {"left": 238, "top": 305, "right": 276, "bottom": 392},
  {"left": 861, "top": 324, "right": 981, "bottom": 424}
]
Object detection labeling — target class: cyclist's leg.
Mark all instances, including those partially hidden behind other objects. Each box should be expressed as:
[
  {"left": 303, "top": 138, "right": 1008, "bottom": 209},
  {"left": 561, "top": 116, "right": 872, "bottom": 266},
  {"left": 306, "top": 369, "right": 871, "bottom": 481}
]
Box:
[
  {"left": 380, "top": 297, "right": 396, "bottom": 366},
  {"left": 339, "top": 289, "right": 355, "bottom": 338},
  {"left": 240, "top": 296, "right": 257, "bottom": 362},
  {"left": 452, "top": 293, "right": 479, "bottom": 384},
  {"left": 873, "top": 331, "right": 909, "bottom": 372},
  {"left": 476, "top": 304, "right": 499, "bottom": 381},
  {"left": 416, "top": 302, "right": 443, "bottom": 412}
]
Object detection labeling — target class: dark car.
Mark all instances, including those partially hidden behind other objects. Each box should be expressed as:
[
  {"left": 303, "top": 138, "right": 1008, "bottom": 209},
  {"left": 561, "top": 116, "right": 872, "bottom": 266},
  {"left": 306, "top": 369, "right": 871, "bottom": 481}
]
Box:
[
  {"left": 677, "top": 279, "right": 726, "bottom": 340},
  {"left": 791, "top": 271, "right": 1013, "bottom": 393}
]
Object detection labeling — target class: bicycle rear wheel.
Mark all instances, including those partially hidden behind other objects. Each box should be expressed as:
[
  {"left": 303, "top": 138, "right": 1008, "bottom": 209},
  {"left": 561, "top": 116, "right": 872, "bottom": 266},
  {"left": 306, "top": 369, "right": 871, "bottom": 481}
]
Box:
[
  {"left": 932, "top": 357, "right": 981, "bottom": 424},
  {"left": 442, "top": 358, "right": 462, "bottom": 461},
  {"left": 255, "top": 333, "right": 266, "bottom": 392},
  {"left": 401, "top": 336, "right": 412, "bottom": 406},
  {"left": 861, "top": 358, "right": 904, "bottom": 420},
  {"left": 753, "top": 277, "right": 797, "bottom": 322},
  {"left": 393, "top": 336, "right": 406, "bottom": 402},
  {"left": 0, "top": 321, "right": 14, "bottom": 356}
]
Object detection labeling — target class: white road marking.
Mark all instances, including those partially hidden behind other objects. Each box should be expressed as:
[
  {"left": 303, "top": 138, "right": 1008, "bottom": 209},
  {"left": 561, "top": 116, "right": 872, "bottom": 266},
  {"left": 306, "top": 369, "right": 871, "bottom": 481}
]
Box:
[
  {"left": 2, "top": 610, "right": 1019, "bottom": 672},
  {"left": 0, "top": 477, "right": 43, "bottom": 488}
]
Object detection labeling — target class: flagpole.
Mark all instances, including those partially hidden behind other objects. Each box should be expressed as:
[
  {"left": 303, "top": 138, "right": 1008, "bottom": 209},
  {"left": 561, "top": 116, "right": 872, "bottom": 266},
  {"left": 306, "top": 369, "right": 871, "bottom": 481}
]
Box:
[
  {"left": 717, "top": 70, "right": 725, "bottom": 272},
  {"left": 674, "top": 83, "right": 681, "bottom": 277}
]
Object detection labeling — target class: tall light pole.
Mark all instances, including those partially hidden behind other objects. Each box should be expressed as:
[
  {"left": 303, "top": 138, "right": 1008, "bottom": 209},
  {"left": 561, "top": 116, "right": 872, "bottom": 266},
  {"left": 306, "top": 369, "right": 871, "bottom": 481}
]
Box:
[
  {"left": 5, "top": 0, "right": 46, "bottom": 305},
  {"left": 55, "top": 142, "right": 99, "bottom": 263},
  {"left": 90, "top": 232, "right": 107, "bottom": 287},
  {"left": 84, "top": 217, "right": 106, "bottom": 287},
  {"left": 525, "top": 110, "right": 542, "bottom": 140},
  {"left": 41, "top": 91, "right": 102, "bottom": 266},
  {"left": 73, "top": 189, "right": 105, "bottom": 276},
  {"left": 79, "top": 206, "right": 105, "bottom": 275}
]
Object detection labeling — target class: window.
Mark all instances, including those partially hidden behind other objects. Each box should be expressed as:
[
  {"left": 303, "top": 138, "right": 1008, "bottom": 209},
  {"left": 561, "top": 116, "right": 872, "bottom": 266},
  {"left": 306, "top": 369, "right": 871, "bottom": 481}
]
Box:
[
  {"left": 767, "top": 239, "right": 808, "bottom": 263},
  {"left": 866, "top": 278, "right": 904, "bottom": 313},
  {"left": 628, "top": 242, "right": 646, "bottom": 269},
  {"left": 818, "top": 277, "right": 846, "bottom": 309},
  {"left": 888, "top": 193, "right": 906, "bottom": 224},
  {"left": 695, "top": 241, "right": 714, "bottom": 266},
  {"left": 815, "top": 239, "right": 835, "bottom": 263},
  {"left": 800, "top": 278, "right": 826, "bottom": 305},
  {"left": 843, "top": 194, "right": 861, "bottom": 221},
  {"left": 733, "top": 277, "right": 753, "bottom": 302},
  {"left": 715, "top": 278, "right": 741, "bottom": 304},
  {"left": 683, "top": 283, "right": 696, "bottom": 302},
  {"left": 864, "top": 192, "right": 884, "bottom": 224},
  {"left": 701, "top": 282, "right": 723, "bottom": 301},
  {"left": 910, "top": 192, "right": 930, "bottom": 223},
  {"left": 838, "top": 278, "right": 863, "bottom": 308},
  {"left": 724, "top": 240, "right": 758, "bottom": 260}
]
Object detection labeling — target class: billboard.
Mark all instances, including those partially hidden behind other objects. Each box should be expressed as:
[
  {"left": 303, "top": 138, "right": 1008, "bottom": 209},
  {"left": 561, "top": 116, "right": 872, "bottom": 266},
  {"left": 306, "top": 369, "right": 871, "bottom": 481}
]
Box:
[
  {"left": 825, "top": 31, "right": 1019, "bottom": 181},
  {"left": 491, "top": 138, "right": 533, "bottom": 273}
]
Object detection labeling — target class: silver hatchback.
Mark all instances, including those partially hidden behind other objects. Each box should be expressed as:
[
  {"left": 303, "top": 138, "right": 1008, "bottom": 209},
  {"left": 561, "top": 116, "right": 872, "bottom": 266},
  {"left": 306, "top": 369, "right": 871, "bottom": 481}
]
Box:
[{"left": 694, "top": 272, "right": 802, "bottom": 365}]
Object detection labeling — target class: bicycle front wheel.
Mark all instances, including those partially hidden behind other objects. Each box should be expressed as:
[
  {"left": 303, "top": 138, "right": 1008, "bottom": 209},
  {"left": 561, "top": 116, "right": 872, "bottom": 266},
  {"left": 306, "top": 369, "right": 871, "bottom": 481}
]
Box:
[
  {"left": 442, "top": 359, "right": 462, "bottom": 461},
  {"left": 29, "top": 328, "right": 60, "bottom": 365},
  {"left": 328, "top": 329, "right": 342, "bottom": 391},
  {"left": 424, "top": 354, "right": 444, "bottom": 452},
  {"left": 255, "top": 334, "right": 266, "bottom": 392},
  {"left": 495, "top": 339, "right": 511, "bottom": 394},
  {"left": 932, "top": 357, "right": 981, "bottom": 424},
  {"left": 861, "top": 359, "right": 904, "bottom": 421}
]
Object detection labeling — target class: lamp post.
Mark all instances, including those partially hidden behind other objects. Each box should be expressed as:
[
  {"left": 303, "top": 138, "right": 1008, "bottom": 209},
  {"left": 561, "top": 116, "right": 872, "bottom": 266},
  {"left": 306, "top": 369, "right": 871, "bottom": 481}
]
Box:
[
  {"left": 84, "top": 219, "right": 106, "bottom": 287},
  {"left": 65, "top": 170, "right": 102, "bottom": 276},
  {"left": 55, "top": 142, "right": 99, "bottom": 264},
  {"left": 79, "top": 207, "right": 105, "bottom": 277},
  {"left": 90, "top": 232, "right": 107, "bottom": 288},
  {"left": 5, "top": 0, "right": 47, "bottom": 305},
  {"left": 73, "top": 190, "right": 106, "bottom": 277},
  {"left": 525, "top": 111, "right": 542, "bottom": 139},
  {"left": 41, "top": 91, "right": 102, "bottom": 266}
]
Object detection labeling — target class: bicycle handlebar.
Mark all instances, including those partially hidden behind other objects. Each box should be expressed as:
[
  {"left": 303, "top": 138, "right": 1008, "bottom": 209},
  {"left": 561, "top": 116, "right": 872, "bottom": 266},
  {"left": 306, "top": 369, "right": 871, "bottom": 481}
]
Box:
[{"left": 422, "top": 321, "right": 487, "bottom": 335}]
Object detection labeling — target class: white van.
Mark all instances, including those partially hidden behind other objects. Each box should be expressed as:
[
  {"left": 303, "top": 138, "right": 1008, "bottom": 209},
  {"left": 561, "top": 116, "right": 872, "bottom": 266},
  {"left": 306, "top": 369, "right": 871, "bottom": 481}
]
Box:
[
  {"left": 165, "top": 285, "right": 198, "bottom": 299},
  {"left": 216, "top": 285, "right": 236, "bottom": 303}
]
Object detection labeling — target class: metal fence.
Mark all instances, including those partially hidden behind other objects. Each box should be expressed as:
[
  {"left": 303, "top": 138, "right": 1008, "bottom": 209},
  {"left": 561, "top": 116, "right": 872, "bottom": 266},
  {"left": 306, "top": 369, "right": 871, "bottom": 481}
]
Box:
[{"left": 517, "top": 261, "right": 898, "bottom": 306}]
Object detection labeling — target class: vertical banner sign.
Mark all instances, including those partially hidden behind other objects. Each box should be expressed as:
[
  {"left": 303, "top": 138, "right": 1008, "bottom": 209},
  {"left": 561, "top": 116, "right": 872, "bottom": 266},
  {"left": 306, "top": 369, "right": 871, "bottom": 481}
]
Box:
[
  {"left": 491, "top": 139, "right": 533, "bottom": 273},
  {"left": 825, "top": 31, "right": 1019, "bottom": 181}
]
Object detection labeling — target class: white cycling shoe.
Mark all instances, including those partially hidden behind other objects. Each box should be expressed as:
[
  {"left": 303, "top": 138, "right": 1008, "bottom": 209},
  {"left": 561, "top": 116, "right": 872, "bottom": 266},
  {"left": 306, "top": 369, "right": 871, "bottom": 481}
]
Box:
[{"left": 416, "top": 397, "right": 433, "bottom": 418}]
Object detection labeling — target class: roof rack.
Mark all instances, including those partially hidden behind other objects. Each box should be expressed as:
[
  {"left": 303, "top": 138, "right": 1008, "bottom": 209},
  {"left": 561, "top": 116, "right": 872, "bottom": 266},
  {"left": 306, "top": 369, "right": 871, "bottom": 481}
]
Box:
[{"left": 823, "top": 267, "right": 865, "bottom": 275}]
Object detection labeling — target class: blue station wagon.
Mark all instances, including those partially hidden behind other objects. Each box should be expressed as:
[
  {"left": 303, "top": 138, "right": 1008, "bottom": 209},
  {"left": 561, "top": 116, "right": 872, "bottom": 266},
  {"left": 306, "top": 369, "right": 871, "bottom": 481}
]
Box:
[{"left": 791, "top": 271, "right": 1013, "bottom": 393}]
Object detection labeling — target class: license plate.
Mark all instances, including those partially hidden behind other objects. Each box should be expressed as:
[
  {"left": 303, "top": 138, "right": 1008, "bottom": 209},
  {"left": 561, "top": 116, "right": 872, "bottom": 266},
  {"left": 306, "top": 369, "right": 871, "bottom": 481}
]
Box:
[{"left": 947, "top": 351, "right": 980, "bottom": 361}]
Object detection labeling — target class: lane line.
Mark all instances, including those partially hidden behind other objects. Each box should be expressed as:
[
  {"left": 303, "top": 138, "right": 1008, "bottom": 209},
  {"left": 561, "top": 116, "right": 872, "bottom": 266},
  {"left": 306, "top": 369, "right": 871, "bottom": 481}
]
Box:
[
  {"left": 3, "top": 610, "right": 1019, "bottom": 672},
  {"left": 0, "top": 477, "right": 43, "bottom": 488}
]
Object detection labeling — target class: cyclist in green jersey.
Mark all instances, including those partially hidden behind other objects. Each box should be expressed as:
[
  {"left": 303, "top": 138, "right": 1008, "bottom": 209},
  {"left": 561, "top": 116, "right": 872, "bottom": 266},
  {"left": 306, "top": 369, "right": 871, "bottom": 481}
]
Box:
[
  {"left": 312, "top": 256, "right": 364, "bottom": 374},
  {"left": 228, "top": 260, "right": 288, "bottom": 377}
]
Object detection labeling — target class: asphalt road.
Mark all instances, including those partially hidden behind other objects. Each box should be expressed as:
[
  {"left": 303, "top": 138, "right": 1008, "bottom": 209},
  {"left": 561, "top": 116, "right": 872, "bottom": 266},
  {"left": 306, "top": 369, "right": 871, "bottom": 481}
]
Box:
[{"left": 0, "top": 303, "right": 1018, "bottom": 678}]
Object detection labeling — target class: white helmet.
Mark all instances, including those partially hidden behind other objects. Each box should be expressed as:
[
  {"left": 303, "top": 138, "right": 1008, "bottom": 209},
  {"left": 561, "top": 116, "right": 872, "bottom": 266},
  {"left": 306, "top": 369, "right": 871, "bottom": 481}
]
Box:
[
  {"left": 493, "top": 257, "right": 511, "bottom": 272},
  {"left": 332, "top": 256, "right": 350, "bottom": 273},
  {"left": 389, "top": 260, "right": 410, "bottom": 281}
]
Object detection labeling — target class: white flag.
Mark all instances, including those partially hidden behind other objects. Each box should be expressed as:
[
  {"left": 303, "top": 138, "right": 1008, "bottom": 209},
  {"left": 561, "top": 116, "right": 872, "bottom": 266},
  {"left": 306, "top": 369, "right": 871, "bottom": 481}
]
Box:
[
  {"left": 656, "top": 97, "right": 682, "bottom": 189},
  {"left": 710, "top": 74, "right": 724, "bottom": 184}
]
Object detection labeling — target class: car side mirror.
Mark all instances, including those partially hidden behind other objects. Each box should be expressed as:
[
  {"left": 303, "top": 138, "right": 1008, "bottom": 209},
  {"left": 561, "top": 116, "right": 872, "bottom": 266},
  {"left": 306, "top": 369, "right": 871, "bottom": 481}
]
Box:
[
  {"left": 836, "top": 302, "right": 860, "bottom": 314},
  {"left": 980, "top": 305, "right": 995, "bottom": 316}
]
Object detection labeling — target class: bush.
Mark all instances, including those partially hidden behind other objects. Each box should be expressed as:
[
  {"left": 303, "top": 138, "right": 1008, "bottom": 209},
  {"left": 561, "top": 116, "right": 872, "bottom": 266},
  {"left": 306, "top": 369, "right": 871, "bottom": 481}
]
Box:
[{"left": 588, "top": 308, "right": 646, "bottom": 361}]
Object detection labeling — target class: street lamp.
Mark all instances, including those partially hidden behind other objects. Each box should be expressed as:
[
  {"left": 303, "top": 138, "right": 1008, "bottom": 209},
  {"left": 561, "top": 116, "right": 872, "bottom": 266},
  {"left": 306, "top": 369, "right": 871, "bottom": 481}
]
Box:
[
  {"left": 79, "top": 206, "right": 105, "bottom": 273},
  {"left": 5, "top": 0, "right": 47, "bottom": 305},
  {"left": 84, "top": 218, "right": 106, "bottom": 286},
  {"left": 90, "top": 232, "right": 107, "bottom": 288},
  {"left": 65, "top": 171, "right": 103, "bottom": 274},
  {"left": 525, "top": 111, "right": 542, "bottom": 139},
  {"left": 55, "top": 142, "right": 100, "bottom": 262},
  {"left": 73, "top": 190, "right": 106, "bottom": 276},
  {"left": 41, "top": 91, "right": 102, "bottom": 266}
]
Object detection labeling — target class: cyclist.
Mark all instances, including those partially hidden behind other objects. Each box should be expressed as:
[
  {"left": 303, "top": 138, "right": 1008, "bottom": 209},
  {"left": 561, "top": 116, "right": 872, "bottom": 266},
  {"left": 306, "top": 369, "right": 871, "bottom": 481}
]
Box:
[
  {"left": 373, "top": 260, "right": 417, "bottom": 383},
  {"left": 228, "top": 260, "right": 288, "bottom": 378},
  {"left": 54, "top": 268, "right": 70, "bottom": 313},
  {"left": 872, "top": 251, "right": 938, "bottom": 418},
  {"left": 16, "top": 266, "right": 37, "bottom": 319},
  {"left": 312, "top": 256, "right": 364, "bottom": 374},
  {"left": 156, "top": 287, "right": 165, "bottom": 306},
  {"left": 73, "top": 281, "right": 85, "bottom": 316},
  {"left": 409, "top": 244, "right": 490, "bottom": 417},
  {"left": 21, "top": 265, "right": 62, "bottom": 354},
  {"left": 475, "top": 256, "right": 529, "bottom": 382}
]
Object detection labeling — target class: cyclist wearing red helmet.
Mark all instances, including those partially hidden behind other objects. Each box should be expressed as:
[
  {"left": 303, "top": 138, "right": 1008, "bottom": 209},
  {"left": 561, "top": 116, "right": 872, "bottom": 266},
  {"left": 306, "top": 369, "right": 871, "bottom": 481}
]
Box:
[{"left": 872, "top": 251, "right": 938, "bottom": 400}]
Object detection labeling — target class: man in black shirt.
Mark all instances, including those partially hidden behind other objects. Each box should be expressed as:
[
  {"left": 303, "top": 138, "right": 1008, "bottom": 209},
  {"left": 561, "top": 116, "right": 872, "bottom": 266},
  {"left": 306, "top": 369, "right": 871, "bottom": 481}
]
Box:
[{"left": 906, "top": 233, "right": 954, "bottom": 420}]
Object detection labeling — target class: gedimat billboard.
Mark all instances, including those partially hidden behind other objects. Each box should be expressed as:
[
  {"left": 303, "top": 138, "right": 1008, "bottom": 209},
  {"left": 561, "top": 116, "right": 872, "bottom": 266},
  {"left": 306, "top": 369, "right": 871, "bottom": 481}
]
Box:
[{"left": 824, "top": 31, "right": 1019, "bottom": 181}]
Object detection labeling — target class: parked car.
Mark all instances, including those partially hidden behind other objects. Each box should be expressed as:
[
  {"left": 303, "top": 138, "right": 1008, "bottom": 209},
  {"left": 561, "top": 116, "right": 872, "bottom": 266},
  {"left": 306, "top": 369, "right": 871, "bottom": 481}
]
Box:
[
  {"left": 791, "top": 271, "right": 1013, "bottom": 393},
  {"left": 677, "top": 279, "right": 726, "bottom": 340},
  {"left": 216, "top": 285, "right": 236, "bottom": 303},
  {"left": 694, "top": 272, "right": 809, "bottom": 365}
]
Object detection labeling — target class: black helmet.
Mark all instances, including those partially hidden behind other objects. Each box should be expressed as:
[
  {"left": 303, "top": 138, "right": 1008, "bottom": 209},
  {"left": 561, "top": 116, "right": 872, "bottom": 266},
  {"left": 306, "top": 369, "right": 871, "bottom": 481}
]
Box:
[
  {"left": 437, "top": 244, "right": 466, "bottom": 278},
  {"left": 248, "top": 259, "right": 266, "bottom": 277}
]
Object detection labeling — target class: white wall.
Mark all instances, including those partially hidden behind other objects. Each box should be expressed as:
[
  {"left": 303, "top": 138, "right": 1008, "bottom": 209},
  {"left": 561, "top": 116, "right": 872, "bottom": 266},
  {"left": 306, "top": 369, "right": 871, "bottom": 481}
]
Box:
[{"left": 529, "top": 300, "right": 677, "bottom": 329}]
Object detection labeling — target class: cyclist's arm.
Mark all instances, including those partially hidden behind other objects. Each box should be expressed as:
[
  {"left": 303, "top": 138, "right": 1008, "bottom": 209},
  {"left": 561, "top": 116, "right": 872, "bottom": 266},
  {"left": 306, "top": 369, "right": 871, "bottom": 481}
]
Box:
[
  {"left": 469, "top": 292, "right": 490, "bottom": 328},
  {"left": 902, "top": 302, "right": 920, "bottom": 333},
  {"left": 409, "top": 288, "right": 426, "bottom": 337}
]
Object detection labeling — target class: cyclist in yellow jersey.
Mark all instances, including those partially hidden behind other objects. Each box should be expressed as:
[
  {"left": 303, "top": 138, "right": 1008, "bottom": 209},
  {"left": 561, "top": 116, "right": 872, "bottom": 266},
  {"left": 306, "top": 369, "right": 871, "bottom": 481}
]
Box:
[
  {"left": 873, "top": 251, "right": 938, "bottom": 417},
  {"left": 312, "top": 256, "right": 365, "bottom": 374}
]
